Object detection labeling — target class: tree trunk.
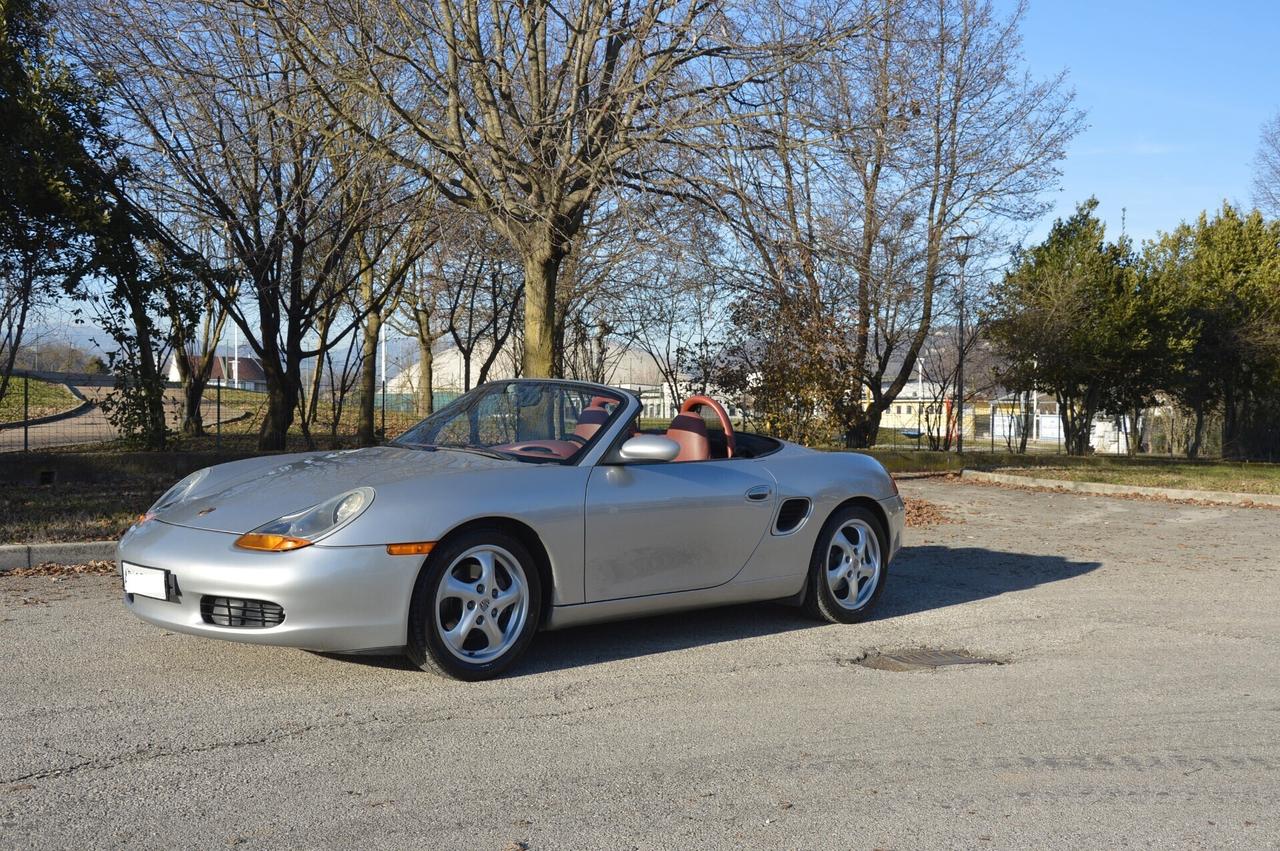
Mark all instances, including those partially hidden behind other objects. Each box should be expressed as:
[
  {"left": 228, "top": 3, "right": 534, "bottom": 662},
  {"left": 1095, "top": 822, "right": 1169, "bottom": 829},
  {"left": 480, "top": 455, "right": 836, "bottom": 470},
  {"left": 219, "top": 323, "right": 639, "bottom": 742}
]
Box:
[
  {"left": 355, "top": 259, "right": 381, "bottom": 446},
  {"left": 521, "top": 251, "right": 562, "bottom": 378},
  {"left": 0, "top": 269, "right": 33, "bottom": 405},
  {"left": 413, "top": 307, "right": 435, "bottom": 416},
  {"left": 357, "top": 317, "right": 381, "bottom": 446},
  {"left": 170, "top": 348, "right": 206, "bottom": 436},
  {"left": 1059, "top": 394, "right": 1083, "bottom": 456},
  {"left": 1188, "top": 406, "right": 1206, "bottom": 459},
  {"left": 417, "top": 339, "right": 434, "bottom": 416},
  {"left": 1127, "top": 404, "right": 1142, "bottom": 456},
  {"left": 259, "top": 368, "right": 298, "bottom": 451},
  {"left": 257, "top": 340, "right": 302, "bottom": 451},
  {"left": 305, "top": 308, "right": 336, "bottom": 431},
  {"left": 306, "top": 355, "right": 324, "bottom": 428},
  {"left": 1222, "top": 385, "right": 1241, "bottom": 459},
  {"left": 181, "top": 374, "right": 207, "bottom": 435},
  {"left": 122, "top": 285, "right": 168, "bottom": 450},
  {"left": 1017, "top": 390, "right": 1032, "bottom": 454},
  {"left": 844, "top": 412, "right": 881, "bottom": 450}
]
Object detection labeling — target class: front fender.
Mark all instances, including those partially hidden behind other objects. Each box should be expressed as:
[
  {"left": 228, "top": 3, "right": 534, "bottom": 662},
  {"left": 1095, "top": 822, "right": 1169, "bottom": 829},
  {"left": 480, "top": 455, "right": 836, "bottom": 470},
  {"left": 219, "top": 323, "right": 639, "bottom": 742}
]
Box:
[{"left": 321, "top": 464, "right": 591, "bottom": 605}]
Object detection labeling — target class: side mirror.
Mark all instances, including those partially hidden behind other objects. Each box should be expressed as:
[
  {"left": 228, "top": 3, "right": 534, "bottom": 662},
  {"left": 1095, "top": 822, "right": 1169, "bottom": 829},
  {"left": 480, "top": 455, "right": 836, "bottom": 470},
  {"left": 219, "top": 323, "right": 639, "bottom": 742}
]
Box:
[{"left": 617, "top": 434, "right": 680, "bottom": 463}]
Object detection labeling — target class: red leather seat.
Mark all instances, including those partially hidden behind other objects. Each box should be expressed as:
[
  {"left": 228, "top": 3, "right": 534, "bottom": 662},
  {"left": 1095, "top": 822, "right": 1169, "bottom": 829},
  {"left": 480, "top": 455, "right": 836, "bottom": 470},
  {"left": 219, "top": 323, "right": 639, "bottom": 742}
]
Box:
[
  {"left": 571, "top": 406, "right": 610, "bottom": 442},
  {"left": 666, "top": 413, "right": 710, "bottom": 462}
]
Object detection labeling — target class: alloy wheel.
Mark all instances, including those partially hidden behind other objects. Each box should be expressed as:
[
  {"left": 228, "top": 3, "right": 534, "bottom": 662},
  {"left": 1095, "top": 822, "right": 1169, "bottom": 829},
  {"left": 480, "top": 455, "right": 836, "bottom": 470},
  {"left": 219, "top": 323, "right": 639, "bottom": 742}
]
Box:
[
  {"left": 433, "top": 544, "right": 530, "bottom": 663},
  {"left": 825, "top": 518, "right": 882, "bottom": 611}
]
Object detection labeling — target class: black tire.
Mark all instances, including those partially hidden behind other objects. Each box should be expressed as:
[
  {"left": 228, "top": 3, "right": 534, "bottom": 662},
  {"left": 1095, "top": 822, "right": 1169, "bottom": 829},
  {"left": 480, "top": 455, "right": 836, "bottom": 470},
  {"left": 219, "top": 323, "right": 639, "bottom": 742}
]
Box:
[
  {"left": 802, "top": 505, "right": 889, "bottom": 624},
  {"left": 406, "top": 527, "right": 543, "bottom": 680}
]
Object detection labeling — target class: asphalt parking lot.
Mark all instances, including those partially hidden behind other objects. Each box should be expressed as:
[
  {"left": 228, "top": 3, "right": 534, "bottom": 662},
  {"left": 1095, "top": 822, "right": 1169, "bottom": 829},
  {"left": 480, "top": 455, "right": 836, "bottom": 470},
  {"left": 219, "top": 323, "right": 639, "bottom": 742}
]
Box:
[{"left": 2, "top": 479, "right": 1278, "bottom": 849}]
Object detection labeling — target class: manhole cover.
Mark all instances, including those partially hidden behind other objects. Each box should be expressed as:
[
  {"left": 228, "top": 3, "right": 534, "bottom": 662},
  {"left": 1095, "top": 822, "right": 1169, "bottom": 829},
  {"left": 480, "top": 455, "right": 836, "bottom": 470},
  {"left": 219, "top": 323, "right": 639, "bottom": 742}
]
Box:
[{"left": 848, "top": 649, "right": 1003, "bottom": 672}]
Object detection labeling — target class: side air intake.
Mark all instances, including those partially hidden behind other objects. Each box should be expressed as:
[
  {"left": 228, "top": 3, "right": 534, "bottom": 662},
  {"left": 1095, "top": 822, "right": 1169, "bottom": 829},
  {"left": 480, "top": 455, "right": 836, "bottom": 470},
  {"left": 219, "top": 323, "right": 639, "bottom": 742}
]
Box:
[{"left": 773, "top": 498, "right": 812, "bottom": 535}]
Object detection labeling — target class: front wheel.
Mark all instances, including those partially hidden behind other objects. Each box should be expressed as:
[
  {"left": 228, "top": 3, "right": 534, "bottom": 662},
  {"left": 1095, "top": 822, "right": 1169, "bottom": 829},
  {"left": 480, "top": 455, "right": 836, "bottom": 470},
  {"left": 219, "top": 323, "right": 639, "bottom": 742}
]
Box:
[
  {"left": 802, "top": 505, "right": 888, "bottom": 624},
  {"left": 407, "top": 528, "right": 543, "bottom": 680}
]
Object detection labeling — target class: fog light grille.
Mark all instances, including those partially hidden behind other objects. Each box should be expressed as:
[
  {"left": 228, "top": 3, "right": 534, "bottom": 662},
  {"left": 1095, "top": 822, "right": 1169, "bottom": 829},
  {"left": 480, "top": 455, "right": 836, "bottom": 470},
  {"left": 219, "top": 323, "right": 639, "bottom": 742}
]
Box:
[{"left": 200, "top": 596, "right": 285, "bottom": 628}]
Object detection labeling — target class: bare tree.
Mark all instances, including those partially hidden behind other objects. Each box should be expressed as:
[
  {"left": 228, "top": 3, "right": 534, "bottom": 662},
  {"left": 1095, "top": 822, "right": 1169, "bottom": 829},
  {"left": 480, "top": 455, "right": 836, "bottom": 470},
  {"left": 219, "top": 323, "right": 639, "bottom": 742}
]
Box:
[
  {"left": 614, "top": 201, "right": 731, "bottom": 404},
  {"left": 1253, "top": 112, "right": 1280, "bottom": 219},
  {"left": 353, "top": 205, "right": 436, "bottom": 446},
  {"left": 70, "top": 0, "right": 415, "bottom": 449},
  {"left": 439, "top": 234, "right": 524, "bottom": 392},
  {"left": 707, "top": 0, "right": 1080, "bottom": 446},
  {"left": 168, "top": 270, "right": 232, "bottom": 436},
  {"left": 387, "top": 256, "right": 450, "bottom": 416},
  {"left": 267, "top": 0, "right": 831, "bottom": 380},
  {"left": 317, "top": 322, "right": 365, "bottom": 444}
]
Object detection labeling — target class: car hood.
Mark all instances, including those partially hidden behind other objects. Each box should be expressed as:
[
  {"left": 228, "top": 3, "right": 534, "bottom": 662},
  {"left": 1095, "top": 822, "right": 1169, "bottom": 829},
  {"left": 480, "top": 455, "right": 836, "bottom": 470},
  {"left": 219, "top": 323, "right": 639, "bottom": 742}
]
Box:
[{"left": 156, "top": 445, "right": 511, "bottom": 534}]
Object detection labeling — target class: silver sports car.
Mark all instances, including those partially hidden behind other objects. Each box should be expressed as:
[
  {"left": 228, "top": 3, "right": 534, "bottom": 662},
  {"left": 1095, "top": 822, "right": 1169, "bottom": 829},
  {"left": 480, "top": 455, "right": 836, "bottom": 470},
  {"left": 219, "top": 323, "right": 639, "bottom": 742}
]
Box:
[{"left": 118, "top": 379, "right": 905, "bottom": 679}]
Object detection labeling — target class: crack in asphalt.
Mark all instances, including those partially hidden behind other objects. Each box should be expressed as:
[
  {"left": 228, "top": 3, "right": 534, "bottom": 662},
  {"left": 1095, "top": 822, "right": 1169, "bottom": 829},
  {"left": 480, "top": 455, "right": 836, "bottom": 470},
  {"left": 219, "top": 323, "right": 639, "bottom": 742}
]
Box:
[
  {"left": 0, "top": 708, "right": 453, "bottom": 785},
  {"left": 1, "top": 692, "right": 676, "bottom": 785}
]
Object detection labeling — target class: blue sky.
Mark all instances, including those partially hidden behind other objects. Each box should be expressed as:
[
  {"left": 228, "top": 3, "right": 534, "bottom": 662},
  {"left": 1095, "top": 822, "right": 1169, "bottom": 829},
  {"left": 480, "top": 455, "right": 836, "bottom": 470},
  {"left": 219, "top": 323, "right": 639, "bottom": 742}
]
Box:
[{"left": 1012, "top": 0, "right": 1280, "bottom": 244}]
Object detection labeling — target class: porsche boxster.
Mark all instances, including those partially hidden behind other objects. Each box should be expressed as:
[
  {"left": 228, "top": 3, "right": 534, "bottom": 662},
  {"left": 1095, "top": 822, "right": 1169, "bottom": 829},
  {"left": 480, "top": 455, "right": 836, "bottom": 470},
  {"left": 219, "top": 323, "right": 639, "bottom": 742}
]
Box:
[{"left": 118, "top": 379, "right": 905, "bottom": 679}]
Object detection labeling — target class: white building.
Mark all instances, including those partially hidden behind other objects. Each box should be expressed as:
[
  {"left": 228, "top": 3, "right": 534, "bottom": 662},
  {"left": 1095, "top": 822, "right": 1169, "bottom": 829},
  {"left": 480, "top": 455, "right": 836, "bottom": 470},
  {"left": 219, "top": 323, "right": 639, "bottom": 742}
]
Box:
[{"left": 167, "top": 354, "right": 268, "bottom": 392}]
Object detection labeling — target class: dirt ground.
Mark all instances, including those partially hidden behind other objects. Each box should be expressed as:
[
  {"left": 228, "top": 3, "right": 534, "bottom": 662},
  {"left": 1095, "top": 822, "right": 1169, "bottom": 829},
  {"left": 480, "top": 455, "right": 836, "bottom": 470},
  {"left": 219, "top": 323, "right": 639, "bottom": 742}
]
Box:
[{"left": 1, "top": 479, "right": 1278, "bottom": 849}]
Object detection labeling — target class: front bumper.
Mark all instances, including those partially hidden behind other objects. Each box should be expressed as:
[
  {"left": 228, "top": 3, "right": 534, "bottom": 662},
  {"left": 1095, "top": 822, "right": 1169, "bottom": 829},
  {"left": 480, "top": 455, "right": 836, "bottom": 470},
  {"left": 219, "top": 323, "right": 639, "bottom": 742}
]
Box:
[{"left": 117, "top": 520, "right": 421, "bottom": 652}]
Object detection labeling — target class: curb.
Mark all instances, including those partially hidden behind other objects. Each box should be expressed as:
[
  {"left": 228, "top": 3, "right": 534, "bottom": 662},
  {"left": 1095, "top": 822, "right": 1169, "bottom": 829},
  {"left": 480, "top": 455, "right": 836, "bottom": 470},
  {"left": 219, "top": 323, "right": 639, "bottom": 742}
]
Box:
[
  {"left": 0, "top": 540, "right": 117, "bottom": 573},
  {"left": 892, "top": 471, "right": 955, "bottom": 480},
  {"left": 960, "top": 469, "right": 1280, "bottom": 508}
]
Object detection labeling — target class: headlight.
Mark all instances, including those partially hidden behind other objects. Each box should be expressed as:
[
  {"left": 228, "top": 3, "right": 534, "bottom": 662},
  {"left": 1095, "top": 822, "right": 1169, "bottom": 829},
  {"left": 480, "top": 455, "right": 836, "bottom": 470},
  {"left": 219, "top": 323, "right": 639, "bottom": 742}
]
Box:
[
  {"left": 135, "top": 468, "right": 210, "bottom": 526},
  {"left": 234, "top": 487, "right": 374, "bottom": 552}
]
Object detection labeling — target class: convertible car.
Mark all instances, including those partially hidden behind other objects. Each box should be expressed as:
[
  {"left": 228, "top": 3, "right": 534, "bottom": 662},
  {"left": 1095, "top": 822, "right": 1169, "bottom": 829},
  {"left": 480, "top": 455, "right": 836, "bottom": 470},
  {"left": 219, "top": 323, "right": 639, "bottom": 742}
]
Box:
[{"left": 118, "top": 379, "right": 905, "bottom": 679}]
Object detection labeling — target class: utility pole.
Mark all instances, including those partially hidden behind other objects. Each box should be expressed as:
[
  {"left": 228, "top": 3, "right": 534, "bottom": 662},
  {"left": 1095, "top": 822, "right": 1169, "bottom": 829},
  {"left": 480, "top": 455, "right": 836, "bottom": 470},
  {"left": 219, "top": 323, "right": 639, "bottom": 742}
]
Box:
[{"left": 950, "top": 234, "right": 973, "bottom": 454}]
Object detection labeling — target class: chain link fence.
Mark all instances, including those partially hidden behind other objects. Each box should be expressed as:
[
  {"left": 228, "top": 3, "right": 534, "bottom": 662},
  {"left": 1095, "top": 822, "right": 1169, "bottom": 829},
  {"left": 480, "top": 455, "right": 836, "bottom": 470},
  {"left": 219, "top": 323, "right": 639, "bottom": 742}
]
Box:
[
  {"left": 1, "top": 369, "right": 1236, "bottom": 461},
  {"left": 0, "top": 370, "right": 473, "bottom": 454},
  {"left": 0, "top": 370, "right": 252, "bottom": 453}
]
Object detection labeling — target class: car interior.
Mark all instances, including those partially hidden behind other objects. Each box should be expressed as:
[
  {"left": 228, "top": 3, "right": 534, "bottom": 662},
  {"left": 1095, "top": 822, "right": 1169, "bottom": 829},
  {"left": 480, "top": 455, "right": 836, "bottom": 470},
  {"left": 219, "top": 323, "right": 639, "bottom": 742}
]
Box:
[
  {"left": 458, "top": 384, "right": 781, "bottom": 464},
  {"left": 632, "top": 394, "right": 782, "bottom": 462}
]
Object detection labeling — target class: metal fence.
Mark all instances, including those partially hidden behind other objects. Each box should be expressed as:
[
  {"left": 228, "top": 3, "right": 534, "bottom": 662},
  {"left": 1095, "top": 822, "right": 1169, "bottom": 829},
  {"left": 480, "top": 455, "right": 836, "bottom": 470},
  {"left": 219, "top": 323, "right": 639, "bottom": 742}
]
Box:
[
  {"left": 0, "top": 370, "right": 247, "bottom": 453},
  {"left": 0, "top": 371, "right": 474, "bottom": 453},
  {"left": 1, "top": 369, "right": 1242, "bottom": 460}
]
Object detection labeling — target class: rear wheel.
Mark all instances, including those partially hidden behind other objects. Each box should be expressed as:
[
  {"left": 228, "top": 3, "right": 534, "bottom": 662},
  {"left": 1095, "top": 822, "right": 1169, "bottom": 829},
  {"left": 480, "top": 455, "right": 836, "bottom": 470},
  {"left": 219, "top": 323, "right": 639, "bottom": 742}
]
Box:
[
  {"left": 407, "top": 528, "right": 542, "bottom": 680},
  {"left": 802, "top": 505, "right": 888, "bottom": 624}
]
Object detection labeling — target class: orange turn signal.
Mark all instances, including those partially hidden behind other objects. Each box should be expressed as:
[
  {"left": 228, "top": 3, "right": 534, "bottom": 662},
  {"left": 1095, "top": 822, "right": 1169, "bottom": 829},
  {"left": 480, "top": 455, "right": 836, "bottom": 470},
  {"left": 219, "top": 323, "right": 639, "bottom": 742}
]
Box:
[
  {"left": 235, "top": 533, "right": 313, "bottom": 552},
  {"left": 386, "top": 541, "right": 435, "bottom": 556}
]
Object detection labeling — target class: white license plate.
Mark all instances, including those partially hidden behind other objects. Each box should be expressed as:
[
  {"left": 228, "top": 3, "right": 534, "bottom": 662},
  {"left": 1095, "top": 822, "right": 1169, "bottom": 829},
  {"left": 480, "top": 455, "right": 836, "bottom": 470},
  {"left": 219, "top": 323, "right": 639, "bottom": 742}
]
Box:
[{"left": 122, "top": 562, "right": 170, "bottom": 601}]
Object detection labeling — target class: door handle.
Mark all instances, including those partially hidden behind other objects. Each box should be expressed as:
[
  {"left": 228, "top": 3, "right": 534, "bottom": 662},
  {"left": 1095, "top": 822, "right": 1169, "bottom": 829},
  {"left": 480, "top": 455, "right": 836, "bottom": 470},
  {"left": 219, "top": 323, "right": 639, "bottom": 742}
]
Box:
[{"left": 745, "top": 485, "right": 772, "bottom": 502}]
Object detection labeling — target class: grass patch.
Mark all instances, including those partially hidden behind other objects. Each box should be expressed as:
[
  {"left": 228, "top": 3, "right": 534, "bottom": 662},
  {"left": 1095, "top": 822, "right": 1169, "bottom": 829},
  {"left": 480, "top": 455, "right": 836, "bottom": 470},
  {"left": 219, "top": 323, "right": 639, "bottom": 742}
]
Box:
[
  {"left": 988, "top": 461, "right": 1280, "bottom": 496},
  {"left": 0, "top": 482, "right": 166, "bottom": 544},
  {"left": 0, "top": 377, "right": 78, "bottom": 421}
]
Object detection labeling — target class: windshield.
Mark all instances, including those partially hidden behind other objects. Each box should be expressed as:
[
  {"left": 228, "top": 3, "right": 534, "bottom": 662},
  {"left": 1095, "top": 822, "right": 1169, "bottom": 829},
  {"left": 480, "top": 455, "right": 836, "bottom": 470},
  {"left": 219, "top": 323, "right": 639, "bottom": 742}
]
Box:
[{"left": 393, "top": 381, "right": 626, "bottom": 464}]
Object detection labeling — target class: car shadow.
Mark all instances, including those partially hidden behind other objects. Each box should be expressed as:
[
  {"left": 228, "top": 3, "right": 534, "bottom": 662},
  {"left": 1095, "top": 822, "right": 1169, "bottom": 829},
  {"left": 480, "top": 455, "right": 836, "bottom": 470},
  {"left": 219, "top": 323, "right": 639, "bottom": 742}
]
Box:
[
  {"left": 512, "top": 546, "right": 1101, "bottom": 676},
  {"left": 873, "top": 545, "right": 1102, "bottom": 619},
  {"left": 320, "top": 546, "right": 1101, "bottom": 675}
]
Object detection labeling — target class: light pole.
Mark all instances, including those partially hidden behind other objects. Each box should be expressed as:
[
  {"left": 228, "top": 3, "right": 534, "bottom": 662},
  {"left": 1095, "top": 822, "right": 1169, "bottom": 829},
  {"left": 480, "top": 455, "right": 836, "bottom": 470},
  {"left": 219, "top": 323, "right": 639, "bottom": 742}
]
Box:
[{"left": 950, "top": 234, "right": 973, "bottom": 454}]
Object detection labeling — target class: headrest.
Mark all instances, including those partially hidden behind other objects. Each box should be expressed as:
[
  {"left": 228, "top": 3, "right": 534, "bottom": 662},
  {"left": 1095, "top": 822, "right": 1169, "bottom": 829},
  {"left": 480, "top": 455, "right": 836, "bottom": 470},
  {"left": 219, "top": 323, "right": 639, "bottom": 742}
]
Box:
[{"left": 667, "top": 413, "right": 708, "bottom": 436}]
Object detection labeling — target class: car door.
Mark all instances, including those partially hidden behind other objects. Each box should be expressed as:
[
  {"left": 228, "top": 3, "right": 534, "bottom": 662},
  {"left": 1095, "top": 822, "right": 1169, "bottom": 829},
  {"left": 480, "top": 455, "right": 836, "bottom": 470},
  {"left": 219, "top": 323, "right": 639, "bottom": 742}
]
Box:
[{"left": 584, "top": 459, "right": 777, "bottom": 601}]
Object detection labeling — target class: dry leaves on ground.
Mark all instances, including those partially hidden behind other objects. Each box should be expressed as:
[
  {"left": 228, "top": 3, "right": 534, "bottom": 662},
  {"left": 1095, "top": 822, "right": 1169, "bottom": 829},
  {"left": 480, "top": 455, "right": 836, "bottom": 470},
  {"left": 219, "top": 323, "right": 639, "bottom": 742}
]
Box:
[
  {"left": 6, "top": 559, "right": 116, "bottom": 578},
  {"left": 905, "top": 498, "right": 958, "bottom": 527},
  {"left": 959, "top": 475, "right": 1280, "bottom": 511}
]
